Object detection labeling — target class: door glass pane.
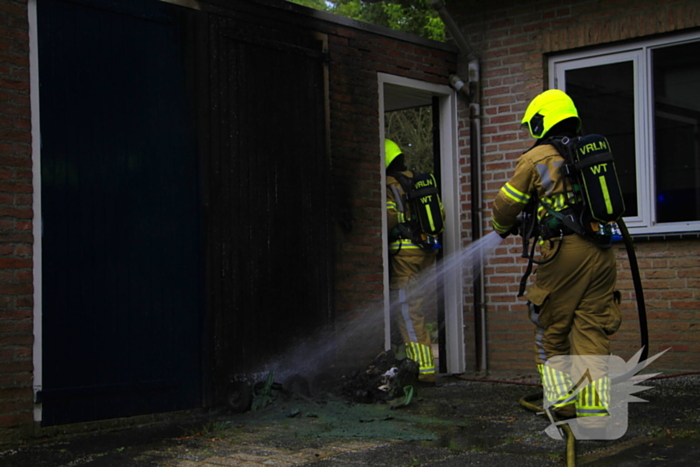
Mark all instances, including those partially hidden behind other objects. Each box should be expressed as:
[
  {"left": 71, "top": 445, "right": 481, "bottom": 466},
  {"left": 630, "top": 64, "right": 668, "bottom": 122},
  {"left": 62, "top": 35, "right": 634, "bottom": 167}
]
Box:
[
  {"left": 652, "top": 41, "right": 700, "bottom": 223},
  {"left": 565, "top": 62, "right": 638, "bottom": 217}
]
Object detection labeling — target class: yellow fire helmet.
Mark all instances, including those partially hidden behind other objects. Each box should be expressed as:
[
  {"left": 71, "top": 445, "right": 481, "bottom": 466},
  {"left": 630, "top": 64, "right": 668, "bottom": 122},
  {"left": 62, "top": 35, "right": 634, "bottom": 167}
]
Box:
[
  {"left": 521, "top": 89, "right": 581, "bottom": 138},
  {"left": 385, "top": 139, "right": 403, "bottom": 168}
]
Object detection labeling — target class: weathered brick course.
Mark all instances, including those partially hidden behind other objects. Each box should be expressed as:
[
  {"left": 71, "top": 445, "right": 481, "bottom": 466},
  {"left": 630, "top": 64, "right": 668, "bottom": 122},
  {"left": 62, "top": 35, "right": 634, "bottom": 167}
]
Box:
[{"left": 0, "top": 0, "right": 32, "bottom": 442}]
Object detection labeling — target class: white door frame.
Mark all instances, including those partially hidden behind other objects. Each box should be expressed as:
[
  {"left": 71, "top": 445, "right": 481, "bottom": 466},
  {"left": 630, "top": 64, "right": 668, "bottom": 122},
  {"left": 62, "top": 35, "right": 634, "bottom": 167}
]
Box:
[
  {"left": 28, "top": 0, "right": 43, "bottom": 422},
  {"left": 378, "top": 73, "right": 465, "bottom": 374}
]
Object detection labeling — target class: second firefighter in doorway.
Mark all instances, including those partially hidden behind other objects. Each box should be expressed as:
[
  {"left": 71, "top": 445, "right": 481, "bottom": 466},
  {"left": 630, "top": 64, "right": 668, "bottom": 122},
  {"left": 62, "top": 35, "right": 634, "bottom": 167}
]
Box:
[{"left": 385, "top": 139, "right": 445, "bottom": 385}]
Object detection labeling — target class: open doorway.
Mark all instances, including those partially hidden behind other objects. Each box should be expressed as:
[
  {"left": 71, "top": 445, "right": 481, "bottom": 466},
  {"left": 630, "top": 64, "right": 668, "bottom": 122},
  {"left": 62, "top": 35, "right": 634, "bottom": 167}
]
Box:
[{"left": 379, "top": 74, "right": 465, "bottom": 375}]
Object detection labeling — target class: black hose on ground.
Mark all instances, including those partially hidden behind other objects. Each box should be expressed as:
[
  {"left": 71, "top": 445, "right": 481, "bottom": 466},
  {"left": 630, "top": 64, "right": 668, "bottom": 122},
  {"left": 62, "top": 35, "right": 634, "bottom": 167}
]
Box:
[{"left": 617, "top": 218, "right": 649, "bottom": 363}]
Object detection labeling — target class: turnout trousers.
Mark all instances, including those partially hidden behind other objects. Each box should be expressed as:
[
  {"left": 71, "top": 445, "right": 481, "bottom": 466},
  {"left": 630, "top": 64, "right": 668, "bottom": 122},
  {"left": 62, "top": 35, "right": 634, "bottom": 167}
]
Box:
[
  {"left": 389, "top": 244, "right": 437, "bottom": 383},
  {"left": 526, "top": 234, "right": 621, "bottom": 425}
]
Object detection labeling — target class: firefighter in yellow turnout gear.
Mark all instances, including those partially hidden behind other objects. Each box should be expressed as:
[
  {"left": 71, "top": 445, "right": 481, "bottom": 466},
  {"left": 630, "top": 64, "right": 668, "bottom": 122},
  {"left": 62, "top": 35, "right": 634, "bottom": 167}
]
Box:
[
  {"left": 491, "top": 90, "right": 622, "bottom": 430},
  {"left": 385, "top": 139, "right": 441, "bottom": 384}
]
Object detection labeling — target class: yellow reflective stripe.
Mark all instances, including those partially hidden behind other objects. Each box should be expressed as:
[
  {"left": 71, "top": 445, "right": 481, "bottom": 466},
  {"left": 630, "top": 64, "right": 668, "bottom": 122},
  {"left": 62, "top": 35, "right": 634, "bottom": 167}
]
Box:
[
  {"left": 492, "top": 218, "right": 513, "bottom": 234},
  {"left": 539, "top": 193, "right": 572, "bottom": 220},
  {"left": 425, "top": 206, "right": 435, "bottom": 232},
  {"left": 576, "top": 377, "right": 611, "bottom": 417},
  {"left": 501, "top": 182, "right": 530, "bottom": 204},
  {"left": 506, "top": 182, "right": 528, "bottom": 200},
  {"left": 539, "top": 364, "right": 613, "bottom": 417},
  {"left": 405, "top": 342, "right": 434, "bottom": 373},
  {"left": 389, "top": 240, "right": 422, "bottom": 250},
  {"left": 539, "top": 364, "right": 575, "bottom": 407},
  {"left": 599, "top": 175, "right": 613, "bottom": 215},
  {"left": 593, "top": 376, "right": 610, "bottom": 408}
]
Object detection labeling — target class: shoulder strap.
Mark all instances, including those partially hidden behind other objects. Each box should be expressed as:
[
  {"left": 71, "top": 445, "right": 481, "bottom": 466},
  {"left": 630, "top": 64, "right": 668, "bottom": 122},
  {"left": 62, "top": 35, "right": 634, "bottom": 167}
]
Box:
[
  {"left": 389, "top": 185, "right": 405, "bottom": 213},
  {"left": 543, "top": 136, "right": 573, "bottom": 160},
  {"left": 387, "top": 171, "right": 412, "bottom": 194},
  {"left": 388, "top": 171, "right": 412, "bottom": 219}
]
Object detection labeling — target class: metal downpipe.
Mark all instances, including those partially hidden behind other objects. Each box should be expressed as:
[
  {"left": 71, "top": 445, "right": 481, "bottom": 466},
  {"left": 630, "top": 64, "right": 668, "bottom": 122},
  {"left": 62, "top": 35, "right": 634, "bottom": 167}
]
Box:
[
  {"left": 429, "top": 0, "right": 476, "bottom": 62},
  {"left": 431, "top": 0, "right": 487, "bottom": 371},
  {"left": 469, "top": 84, "right": 486, "bottom": 374}
]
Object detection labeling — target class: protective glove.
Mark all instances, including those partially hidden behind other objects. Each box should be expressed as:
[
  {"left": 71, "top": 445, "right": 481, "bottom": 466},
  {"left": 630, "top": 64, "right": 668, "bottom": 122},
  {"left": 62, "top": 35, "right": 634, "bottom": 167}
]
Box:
[
  {"left": 390, "top": 223, "right": 414, "bottom": 241},
  {"left": 498, "top": 216, "right": 522, "bottom": 239},
  {"left": 389, "top": 226, "right": 402, "bottom": 240}
]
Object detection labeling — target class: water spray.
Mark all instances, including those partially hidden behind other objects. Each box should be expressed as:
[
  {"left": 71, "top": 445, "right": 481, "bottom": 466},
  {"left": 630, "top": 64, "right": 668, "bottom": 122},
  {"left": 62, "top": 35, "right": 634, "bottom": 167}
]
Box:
[{"left": 225, "top": 232, "right": 507, "bottom": 412}]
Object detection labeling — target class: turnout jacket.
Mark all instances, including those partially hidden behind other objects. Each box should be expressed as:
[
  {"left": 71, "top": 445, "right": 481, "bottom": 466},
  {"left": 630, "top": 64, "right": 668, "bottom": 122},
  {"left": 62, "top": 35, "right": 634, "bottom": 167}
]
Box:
[
  {"left": 386, "top": 170, "right": 423, "bottom": 253},
  {"left": 386, "top": 170, "right": 445, "bottom": 254},
  {"left": 492, "top": 143, "right": 574, "bottom": 235}
]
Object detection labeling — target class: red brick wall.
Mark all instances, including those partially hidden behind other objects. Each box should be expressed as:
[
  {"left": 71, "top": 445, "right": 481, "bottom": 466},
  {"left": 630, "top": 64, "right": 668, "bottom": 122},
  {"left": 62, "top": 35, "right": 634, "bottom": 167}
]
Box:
[
  {"left": 0, "top": 0, "right": 34, "bottom": 440},
  {"left": 614, "top": 241, "right": 700, "bottom": 366},
  {"left": 324, "top": 23, "right": 457, "bottom": 368},
  {"left": 452, "top": 0, "right": 700, "bottom": 372}
]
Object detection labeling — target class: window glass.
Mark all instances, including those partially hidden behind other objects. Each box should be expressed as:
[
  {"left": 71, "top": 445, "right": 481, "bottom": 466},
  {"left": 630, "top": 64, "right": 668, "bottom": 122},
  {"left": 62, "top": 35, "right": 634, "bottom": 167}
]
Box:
[
  {"left": 652, "top": 42, "right": 700, "bottom": 223},
  {"left": 565, "top": 62, "right": 638, "bottom": 217}
]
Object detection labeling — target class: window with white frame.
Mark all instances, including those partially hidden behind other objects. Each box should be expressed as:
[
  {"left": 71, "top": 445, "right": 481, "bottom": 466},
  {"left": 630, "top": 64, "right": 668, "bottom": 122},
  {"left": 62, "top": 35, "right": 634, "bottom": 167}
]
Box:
[{"left": 550, "top": 34, "right": 700, "bottom": 235}]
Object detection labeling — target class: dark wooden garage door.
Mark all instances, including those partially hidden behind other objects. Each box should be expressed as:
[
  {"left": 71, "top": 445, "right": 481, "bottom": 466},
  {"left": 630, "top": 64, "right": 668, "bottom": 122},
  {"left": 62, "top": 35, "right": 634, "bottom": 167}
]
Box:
[
  {"left": 204, "top": 14, "right": 333, "bottom": 394},
  {"left": 38, "top": 0, "right": 202, "bottom": 425}
]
